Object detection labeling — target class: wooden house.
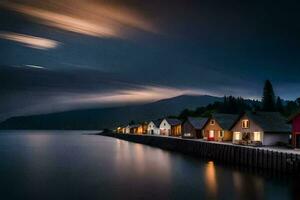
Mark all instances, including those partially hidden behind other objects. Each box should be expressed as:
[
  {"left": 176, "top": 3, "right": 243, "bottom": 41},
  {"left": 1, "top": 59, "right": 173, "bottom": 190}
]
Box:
[
  {"left": 288, "top": 111, "right": 300, "bottom": 148},
  {"left": 129, "top": 125, "right": 139, "bottom": 134},
  {"left": 137, "top": 122, "right": 148, "bottom": 135},
  {"left": 147, "top": 119, "right": 162, "bottom": 135},
  {"left": 202, "top": 114, "right": 238, "bottom": 142},
  {"left": 182, "top": 117, "right": 209, "bottom": 139},
  {"left": 231, "top": 112, "right": 291, "bottom": 146},
  {"left": 159, "top": 118, "right": 182, "bottom": 137},
  {"left": 116, "top": 127, "right": 123, "bottom": 134}
]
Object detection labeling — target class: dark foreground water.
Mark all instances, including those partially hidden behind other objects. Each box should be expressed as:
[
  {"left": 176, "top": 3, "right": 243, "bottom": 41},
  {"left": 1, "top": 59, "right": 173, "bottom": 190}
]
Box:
[{"left": 0, "top": 131, "right": 298, "bottom": 200}]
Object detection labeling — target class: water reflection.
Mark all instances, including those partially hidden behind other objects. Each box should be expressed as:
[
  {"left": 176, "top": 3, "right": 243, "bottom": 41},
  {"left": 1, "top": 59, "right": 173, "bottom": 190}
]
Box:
[
  {"left": 0, "top": 131, "right": 295, "bottom": 200},
  {"left": 232, "top": 171, "right": 264, "bottom": 199},
  {"left": 204, "top": 161, "right": 218, "bottom": 199},
  {"left": 114, "top": 139, "right": 172, "bottom": 176}
]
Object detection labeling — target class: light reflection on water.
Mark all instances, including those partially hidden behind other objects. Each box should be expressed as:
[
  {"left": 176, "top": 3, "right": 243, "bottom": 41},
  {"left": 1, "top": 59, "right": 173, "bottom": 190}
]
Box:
[
  {"left": 204, "top": 161, "right": 218, "bottom": 199},
  {"left": 0, "top": 131, "right": 295, "bottom": 200}
]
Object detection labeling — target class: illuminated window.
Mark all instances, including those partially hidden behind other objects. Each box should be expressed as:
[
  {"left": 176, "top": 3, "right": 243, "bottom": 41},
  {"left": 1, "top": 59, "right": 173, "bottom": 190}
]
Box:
[
  {"left": 219, "top": 130, "right": 224, "bottom": 138},
  {"left": 253, "top": 132, "right": 261, "bottom": 141},
  {"left": 209, "top": 130, "right": 214, "bottom": 138},
  {"left": 184, "top": 133, "right": 191, "bottom": 137},
  {"left": 242, "top": 120, "right": 250, "bottom": 128},
  {"left": 210, "top": 120, "right": 215, "bottom": 125},
  {"left": 234, "top": 132, "right": 241, "bottom": 140}
]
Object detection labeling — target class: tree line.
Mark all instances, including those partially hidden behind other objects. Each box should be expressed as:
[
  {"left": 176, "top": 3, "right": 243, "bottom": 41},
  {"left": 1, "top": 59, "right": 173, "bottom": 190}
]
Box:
[{"left": 178, "top": 80, "right": 300, "bottom": 120}]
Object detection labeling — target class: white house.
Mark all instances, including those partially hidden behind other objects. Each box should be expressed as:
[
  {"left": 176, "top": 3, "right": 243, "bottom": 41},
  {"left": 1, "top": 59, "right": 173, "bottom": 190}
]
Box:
[
  {"left": 159, "top": 118, "right": 182, "bottom": 137},
  {"left": 147, "top": 120, "right": 162, "bottom": 135},
  {"left": 125, "top": 125, "right": 130, "bottom": 134}
]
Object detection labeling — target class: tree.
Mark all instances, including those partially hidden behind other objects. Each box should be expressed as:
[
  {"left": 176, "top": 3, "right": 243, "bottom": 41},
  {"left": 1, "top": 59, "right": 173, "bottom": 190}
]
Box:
[
  {"left": 129, "top": 120, "right": 136, "bottom": 125},
  {"left": 262, "top": 80, "right": 276, "bottom": 111},
  {"left": 276, "top": 96, "right": 284, "bottom": 113},
  {"left": 178, "top": 109, "right": 194, "bottom": 120},
  {"left": 284, "top": 101, "right": 298, "bottom": 117},
  {"left": 296, "top": 97, "right": 300, "bottom": 107}
]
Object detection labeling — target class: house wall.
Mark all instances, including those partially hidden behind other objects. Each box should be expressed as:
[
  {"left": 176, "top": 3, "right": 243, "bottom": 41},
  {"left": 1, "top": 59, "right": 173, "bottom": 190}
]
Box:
[
  {"left": 125, "top": 126, "right": 130, "bottom": 134},
  {"left": 231, "top": 114, "right": 289, "bottom": 146},
  {"left": 130, "top": 127, "right": 138, "bottom": 134},
  {"left": 182, "top": 121, "right": 197, "bottom": 138},
  {"left": 147, "top": 122, "right": 160, "bottom": 135},
  {"left": 222, "top": 130, "right": 233, "bottom": 141},
  {"left": 231, "top": 114, "right": 263, "bottom": 133},
  {"left": 159, "top": 119, "right": 171, "bottom": 136},
  {"left": 203, "top": 119, "right": 223, "bottom": 141},
  {"left": 264, "top": 133, "right": 289, "bottom": 146},
  {"left": 231, "top": 114, "right": 264, "bottom": 144},
  {"left": 292, "top": 115, "right": 300, "bottom": 133},
  {"left": 292, "top": 115, "right": 300, "bottom": 148},
  {"left": 171, "top": 124, "right": 181, "bottom": 137},
  {"left": 137, "top": 126, "right": 143, "bottom": 135}
]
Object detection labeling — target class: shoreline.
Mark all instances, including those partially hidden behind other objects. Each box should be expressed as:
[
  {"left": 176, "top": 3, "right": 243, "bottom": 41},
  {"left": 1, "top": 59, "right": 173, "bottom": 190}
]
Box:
[{"left": 98, "top": 132, "right": 300, "bottom": 174}]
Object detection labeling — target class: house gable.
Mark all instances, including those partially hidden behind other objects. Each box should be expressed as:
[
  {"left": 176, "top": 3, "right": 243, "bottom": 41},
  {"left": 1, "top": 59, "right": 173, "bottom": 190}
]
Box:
[
  {"left": 203, "top": 118, "right": 223, "bottom": 131},
  {"left": 231, "top": 113, "right": 263, "bottom": 133},
  {"left": 159, "top": 119, "right": 171, "bottom": 129},
  {"left": 182, "top": 120, "right": 196, "bottom": 136},
  {"left": 148, "top": 121, "right": 157, "bottom": 129}
]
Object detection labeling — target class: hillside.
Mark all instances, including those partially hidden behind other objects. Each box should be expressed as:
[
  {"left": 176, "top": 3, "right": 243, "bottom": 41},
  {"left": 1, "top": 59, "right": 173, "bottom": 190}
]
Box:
[{"left": 0, "top": 95, "right": 222, "bottom": 130}]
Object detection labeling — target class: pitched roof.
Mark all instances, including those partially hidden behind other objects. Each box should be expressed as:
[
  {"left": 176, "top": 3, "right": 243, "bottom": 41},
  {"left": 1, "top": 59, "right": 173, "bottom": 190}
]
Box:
[
  {"left": 187, "top": 117, "right": 209, "bottom": 129},
  {"left": 244, "top": 111, "right": 291, "bottom": 133},
  {"left": 151, "top": 119, "right": 163, "bottom": 127},
  {"left": 212, "top": 113, "right": 239, "bottom": 130},
  {"left": 129, "top": 124, "right": 139, "bottom": 128},
  {"left": 165, "top": 118, "right": 182, "bottom": 126}
]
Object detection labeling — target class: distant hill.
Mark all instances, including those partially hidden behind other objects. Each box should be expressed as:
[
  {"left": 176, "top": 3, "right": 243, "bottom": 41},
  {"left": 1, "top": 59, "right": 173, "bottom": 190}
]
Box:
[{"left": 0, "top": 95, "right": 222, "bottom": 130}]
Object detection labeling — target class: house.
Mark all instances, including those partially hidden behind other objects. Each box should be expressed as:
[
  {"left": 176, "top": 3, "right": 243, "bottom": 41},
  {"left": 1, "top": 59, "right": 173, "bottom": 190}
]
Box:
[
  {"left": 288, "top": 111, "right": 300, "bottom": 148},
  {"left": 231, "top": 111, "right": 291, "bottom": 146},
  {"left": 147, "top": 119, "right": 162, "bottom": 135},
  {"left": 182, "top": 117, "right": 209, "bottom": 139},
  {"left": 203, "top": 114, "right": 238, "bottom": 142},
  {"left": 159, "top": 118, "right": 182, "bottom": 137},
  {"left": 125, "top": 125, "right": 131, "bottom": 134},
  {"left": 116, "top": 126, "right": 124, "bottom": 134},
  {"left": 137, "top": 122, "right": 148, "bottom": 135},
  {"left": 129, "top": 124, "right": 139, "bottom": 134}
]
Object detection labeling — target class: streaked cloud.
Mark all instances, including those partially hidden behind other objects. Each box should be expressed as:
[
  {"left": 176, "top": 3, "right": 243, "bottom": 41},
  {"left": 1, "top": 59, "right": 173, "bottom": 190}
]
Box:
[
  {"left": 0, "top": 31, "right": 59, "bottom": 50},
  {"left": 25, "top": 65, "right": 46, "bottom": 69},
  {"left": 58, "top": 86, "right": 205, "bottom": 106},
  {"left": 1, "top": 1, "right": 158, "bottom": 38}
]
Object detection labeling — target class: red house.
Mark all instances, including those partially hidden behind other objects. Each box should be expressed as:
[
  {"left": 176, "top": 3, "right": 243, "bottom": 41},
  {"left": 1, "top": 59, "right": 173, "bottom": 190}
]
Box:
[{"left": 289, "top": 111, "right": 300, "bottom": 148}]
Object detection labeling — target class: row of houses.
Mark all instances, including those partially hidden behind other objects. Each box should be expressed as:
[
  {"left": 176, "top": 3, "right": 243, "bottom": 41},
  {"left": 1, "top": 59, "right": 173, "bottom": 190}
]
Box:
[{"left": 116, "top": 111, "right": 300, "bottom": 148}]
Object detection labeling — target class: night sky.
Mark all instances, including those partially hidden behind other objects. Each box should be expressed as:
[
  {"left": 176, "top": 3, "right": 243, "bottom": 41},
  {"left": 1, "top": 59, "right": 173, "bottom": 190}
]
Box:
[{"left": 0, "top": 0, "right": 300, "bottom": 120}]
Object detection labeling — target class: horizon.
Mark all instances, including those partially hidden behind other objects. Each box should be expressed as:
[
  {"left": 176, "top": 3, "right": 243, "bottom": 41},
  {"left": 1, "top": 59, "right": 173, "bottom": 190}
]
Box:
[
  {"left": 1, "top": 0, "right": 299, "bottom": 120},
  {"left": 0, "top": 92, "right": 285, "bottom": 122}
]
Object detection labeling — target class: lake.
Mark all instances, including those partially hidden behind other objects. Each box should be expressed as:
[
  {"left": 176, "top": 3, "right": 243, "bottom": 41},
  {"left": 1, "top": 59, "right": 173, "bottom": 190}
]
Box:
[{"left": 0, "top": 130, "right": 297, "bottom": 200}]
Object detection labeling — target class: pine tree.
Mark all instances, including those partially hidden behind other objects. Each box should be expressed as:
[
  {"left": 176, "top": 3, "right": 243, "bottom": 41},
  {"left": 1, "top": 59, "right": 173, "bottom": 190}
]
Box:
[{"left": 262, "top": 80, "right": 276, "bottom": 111}]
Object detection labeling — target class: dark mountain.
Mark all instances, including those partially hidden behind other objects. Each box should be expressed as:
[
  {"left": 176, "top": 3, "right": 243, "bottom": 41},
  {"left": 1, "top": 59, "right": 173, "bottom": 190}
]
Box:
[{"left": 0, "top": 95, "right": 222, "bottom": 130}]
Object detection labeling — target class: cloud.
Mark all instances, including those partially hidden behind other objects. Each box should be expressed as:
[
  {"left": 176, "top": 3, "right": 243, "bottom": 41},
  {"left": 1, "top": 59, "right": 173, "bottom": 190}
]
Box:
[
  {"left": 1, "top": 1, "right": 158, "bottom": 38},
  {"left": 57, "top": 86, "right": 206, "bottom": 106},
  {"left": 25, "top": 65, "right": 46, "bottom": 69},
  {"left": 0, "top": 31, "right": 60, "bottom": 50}
]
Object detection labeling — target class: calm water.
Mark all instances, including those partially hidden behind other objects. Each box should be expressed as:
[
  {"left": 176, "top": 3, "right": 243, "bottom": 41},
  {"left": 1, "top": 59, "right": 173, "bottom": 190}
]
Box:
[{"left": 0, "top": 131, "right": 298, "bottom": 200}]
